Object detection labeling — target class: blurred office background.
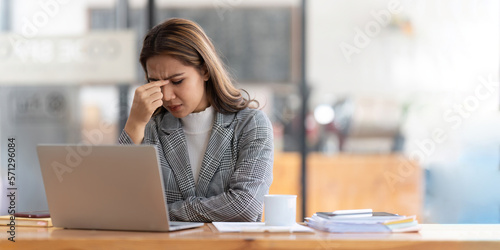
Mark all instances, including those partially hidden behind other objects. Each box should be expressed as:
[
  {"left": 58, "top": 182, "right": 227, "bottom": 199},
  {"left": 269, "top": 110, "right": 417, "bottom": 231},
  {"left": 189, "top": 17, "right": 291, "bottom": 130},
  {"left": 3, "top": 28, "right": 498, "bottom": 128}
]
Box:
[{"left": 0, "top": 0, "right": 499, "bottom": 224}]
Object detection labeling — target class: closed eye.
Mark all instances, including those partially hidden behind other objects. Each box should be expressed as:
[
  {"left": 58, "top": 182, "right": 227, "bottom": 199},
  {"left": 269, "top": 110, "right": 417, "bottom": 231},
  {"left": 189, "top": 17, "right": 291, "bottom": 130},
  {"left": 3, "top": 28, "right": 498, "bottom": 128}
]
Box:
[{"left": 172, "top": 79, "right": 183, "bottom": 85}]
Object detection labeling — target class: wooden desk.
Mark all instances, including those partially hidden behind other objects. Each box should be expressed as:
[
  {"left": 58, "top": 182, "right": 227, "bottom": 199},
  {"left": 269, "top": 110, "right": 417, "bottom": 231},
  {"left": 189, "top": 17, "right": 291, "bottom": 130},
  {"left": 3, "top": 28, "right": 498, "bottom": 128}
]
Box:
[{"left": 2, "top": 224, "right": 500, "bottom": 249}]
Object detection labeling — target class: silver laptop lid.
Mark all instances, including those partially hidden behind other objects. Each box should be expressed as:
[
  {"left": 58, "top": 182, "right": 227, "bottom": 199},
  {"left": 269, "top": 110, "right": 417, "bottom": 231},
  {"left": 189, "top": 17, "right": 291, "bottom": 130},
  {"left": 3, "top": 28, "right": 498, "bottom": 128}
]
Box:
[{"left": 37, "top": 144, "right": 171, "bottom": 231}]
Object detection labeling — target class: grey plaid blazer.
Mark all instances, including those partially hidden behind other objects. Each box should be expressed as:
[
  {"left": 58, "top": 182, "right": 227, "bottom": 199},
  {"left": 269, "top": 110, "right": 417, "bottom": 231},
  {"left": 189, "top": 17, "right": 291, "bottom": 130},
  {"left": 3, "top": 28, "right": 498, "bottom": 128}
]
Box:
[{"left": 119, "top": 108, "right": 274, "bottom": 222}]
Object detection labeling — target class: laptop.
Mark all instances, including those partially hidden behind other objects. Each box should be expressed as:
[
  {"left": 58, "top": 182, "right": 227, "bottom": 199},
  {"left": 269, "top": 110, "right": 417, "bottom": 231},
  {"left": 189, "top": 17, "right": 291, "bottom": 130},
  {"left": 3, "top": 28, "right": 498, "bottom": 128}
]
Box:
[{"left": 37, "top": 144, "right": 204, "bottom": 232}]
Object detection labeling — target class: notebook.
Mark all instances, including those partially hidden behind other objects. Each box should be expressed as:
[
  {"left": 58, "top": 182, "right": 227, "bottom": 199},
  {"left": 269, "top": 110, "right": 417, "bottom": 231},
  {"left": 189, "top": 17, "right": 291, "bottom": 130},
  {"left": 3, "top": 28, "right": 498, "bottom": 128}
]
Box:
[{"left": 37, "top": 144, "right": 204, "bottom": 232}]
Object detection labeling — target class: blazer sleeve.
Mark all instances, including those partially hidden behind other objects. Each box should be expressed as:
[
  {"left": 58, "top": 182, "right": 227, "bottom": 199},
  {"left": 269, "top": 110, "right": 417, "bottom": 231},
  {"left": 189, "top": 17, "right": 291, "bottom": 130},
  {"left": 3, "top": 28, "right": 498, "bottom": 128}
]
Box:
[
  {"left": 118, "top": 117, "right": 158, "bottom": 145},
  {"left": 118, "top": 130, "right": 135, "bottom": 145},
  {"left": 167, "top": 111, "right": 274, "bottom": 222}
]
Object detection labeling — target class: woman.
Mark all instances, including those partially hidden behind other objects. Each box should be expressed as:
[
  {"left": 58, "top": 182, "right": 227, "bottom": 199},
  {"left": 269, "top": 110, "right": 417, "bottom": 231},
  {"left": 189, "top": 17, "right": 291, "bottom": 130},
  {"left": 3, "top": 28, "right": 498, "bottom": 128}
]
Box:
[{"left": 119, "top": 18, "right": 274, "bottom": 222}]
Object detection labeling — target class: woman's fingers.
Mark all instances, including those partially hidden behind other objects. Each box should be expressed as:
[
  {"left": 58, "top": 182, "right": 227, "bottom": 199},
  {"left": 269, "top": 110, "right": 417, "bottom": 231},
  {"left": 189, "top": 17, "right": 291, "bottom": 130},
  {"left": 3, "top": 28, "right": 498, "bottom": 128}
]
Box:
[
  {"left": 148, "top": 92, "right": 163, "bottom": 103},
  {"left": 137, "top": 80, "right": 167, "bottom": 99},
  {"left": 144, "top": 80, "right": 168, "bottom": 90},
  {"left": 141, "top": 92, "right": 163, "bottom": 110},
  {"left": 128, "top": 80, "right": 168, "bottom": 124},
  {"left": 142, "top": 84, "right": 164, "bottom": 98},
  {"left": 151, "top": 99, "right": 163, "bottom": 109}
]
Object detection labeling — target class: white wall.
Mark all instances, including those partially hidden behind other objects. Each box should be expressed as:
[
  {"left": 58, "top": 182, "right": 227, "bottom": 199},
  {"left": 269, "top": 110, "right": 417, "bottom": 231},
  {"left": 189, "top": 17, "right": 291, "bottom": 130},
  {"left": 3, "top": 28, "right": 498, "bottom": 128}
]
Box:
[
  {"left": 308, "top": 0, "right": 392, "bottom": 101},
  {"left": 307, "top": 0, "right": 500, "bottom": 223},
  {"left": 85, "top": 0, "right": 301, "bottom": 8},
  {"left": 11, "top": 0, "right": 87, "bottom": 36},
  {"left": 307, "top": 0, "right": 500, "bottom": 158},
  {"left": 307, "top": 0, "right": 499, "bottom": 107}
]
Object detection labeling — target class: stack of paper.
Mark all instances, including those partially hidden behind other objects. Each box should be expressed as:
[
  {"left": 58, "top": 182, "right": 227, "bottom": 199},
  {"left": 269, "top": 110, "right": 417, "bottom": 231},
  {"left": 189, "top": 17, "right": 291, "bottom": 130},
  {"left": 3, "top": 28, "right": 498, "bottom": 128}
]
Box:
[{"left": 305, "top": 210, "right": 420, "bottom": 233}]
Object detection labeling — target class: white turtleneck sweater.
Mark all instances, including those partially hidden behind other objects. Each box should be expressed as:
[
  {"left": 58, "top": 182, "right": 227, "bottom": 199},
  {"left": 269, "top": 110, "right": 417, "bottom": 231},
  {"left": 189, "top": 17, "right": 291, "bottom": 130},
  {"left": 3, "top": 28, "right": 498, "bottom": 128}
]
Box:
[{"left": 180, "top": 106, "right": 215, "bottom": 184}]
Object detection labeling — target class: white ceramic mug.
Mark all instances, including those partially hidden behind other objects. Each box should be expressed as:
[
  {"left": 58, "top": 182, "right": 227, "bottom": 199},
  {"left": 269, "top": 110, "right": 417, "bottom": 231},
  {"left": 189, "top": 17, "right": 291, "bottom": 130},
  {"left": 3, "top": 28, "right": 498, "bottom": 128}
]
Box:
[{"left": 264, "top": 194, "right": 297, "bottom": 226}]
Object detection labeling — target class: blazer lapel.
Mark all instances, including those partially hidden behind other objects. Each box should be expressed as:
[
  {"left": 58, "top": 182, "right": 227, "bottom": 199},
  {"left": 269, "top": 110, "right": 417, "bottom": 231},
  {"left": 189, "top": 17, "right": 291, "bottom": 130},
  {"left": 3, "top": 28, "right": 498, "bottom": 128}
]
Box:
[
  {"left": 196, "top": 112, "right": 235, "bottom": 197},
  {"left": 159, "top": 113, "right": 196, "bottom": 198}
]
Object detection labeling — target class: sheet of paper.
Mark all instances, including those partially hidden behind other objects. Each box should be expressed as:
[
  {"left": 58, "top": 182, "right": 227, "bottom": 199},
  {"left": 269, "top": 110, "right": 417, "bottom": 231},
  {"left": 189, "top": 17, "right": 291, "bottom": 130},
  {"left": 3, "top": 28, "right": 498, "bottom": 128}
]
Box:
[{"left": 212, "top": 222, "right": 315, "bottom": 233}]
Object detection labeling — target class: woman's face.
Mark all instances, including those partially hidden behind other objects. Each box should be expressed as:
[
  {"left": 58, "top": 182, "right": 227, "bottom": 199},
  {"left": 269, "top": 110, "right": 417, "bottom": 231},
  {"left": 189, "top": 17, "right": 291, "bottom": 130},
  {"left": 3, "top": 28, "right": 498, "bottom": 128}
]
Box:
[{"left": 146, "top": 54, "right": 209, "bottom": 118}]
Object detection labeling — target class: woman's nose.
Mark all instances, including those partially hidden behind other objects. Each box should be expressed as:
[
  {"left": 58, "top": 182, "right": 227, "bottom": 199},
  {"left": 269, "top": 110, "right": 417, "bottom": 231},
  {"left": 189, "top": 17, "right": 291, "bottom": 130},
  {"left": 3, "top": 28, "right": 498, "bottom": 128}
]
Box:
[{"left": 161, "top": 84, "right": 176, "bottom": 101}]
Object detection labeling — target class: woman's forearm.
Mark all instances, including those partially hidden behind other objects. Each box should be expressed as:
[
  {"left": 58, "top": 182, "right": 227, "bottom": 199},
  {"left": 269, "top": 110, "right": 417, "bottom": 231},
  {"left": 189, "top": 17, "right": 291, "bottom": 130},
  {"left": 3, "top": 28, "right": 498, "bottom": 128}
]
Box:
[{"left": 124, "top": 119, "right": 147, "bottom": 145}]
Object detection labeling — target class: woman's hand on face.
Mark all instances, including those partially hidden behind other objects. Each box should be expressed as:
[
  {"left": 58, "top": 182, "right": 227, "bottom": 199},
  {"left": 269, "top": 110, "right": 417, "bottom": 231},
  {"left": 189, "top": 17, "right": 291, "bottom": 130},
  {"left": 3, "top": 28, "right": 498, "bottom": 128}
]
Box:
[
  {"left": 129, "top": 80, "right": 168, "bottom": 125},
  {"left": 124, "top": 80, "right": 168, "bottom": 144}
]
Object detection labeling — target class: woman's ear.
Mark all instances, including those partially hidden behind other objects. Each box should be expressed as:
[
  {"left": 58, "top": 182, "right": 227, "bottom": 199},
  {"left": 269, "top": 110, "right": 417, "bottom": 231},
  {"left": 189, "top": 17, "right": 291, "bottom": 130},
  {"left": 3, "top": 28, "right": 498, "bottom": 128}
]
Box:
[{"left": 201, "top": 64, "right": 210, "bottom": 82}]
